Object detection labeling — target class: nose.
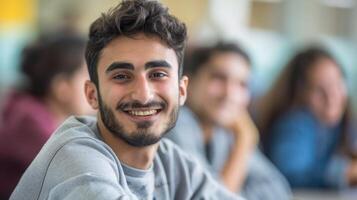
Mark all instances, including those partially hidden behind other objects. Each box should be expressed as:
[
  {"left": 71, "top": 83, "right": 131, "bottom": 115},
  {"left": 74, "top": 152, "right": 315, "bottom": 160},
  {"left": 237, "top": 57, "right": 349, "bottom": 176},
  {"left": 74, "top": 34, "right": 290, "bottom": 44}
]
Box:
[{"left": 130, "top": 74, "right": 154, "bottom": 104}]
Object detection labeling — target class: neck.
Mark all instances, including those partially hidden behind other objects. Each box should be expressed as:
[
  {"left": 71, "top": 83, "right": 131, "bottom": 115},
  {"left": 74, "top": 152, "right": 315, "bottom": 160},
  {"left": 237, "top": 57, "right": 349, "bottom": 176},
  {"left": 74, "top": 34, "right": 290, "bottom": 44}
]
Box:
[
  {"left": 44, "top": 96, "right": 69, "bottom": 126},
  {"left": 97, "top": 115, "right": 158, "bottom": 170},
  {"left": 199, "top": 119, "right": 215, "bottom": 144},
  {"left": 187, "top": 103, "right": 215, "bottom": 144}
]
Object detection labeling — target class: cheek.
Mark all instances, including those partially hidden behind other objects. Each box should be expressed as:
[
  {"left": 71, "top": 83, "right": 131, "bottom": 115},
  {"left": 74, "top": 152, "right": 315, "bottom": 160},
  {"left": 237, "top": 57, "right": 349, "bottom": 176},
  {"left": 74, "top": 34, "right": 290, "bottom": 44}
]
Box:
[
  {"left": 206, "top": 81, "right": 224, "bottom": 98},
  {"left": 240, "top": 89, "right": 251, "bottom": 107},
  {"left": 225, "top": 86, "right": 251, "bottom": 109},
  {"left": 99, "top": 84, "right": 122, "bottom": 111},
  {"left": 156, "top": 81, "right": 180, "bottom": 104},
  {"left": 336, "top": 85, "right": 347, "bottom": 106},
  {"left": 307, "top": 93, "right": 325, "bottom": 115},
  {"left": 308, "top": 94, "right": 321, "bottom": 107}
]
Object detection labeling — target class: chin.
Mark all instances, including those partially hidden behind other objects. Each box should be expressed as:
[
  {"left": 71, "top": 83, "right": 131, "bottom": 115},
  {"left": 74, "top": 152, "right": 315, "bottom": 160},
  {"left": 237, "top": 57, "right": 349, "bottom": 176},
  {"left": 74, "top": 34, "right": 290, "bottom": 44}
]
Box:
[{"left": 213, "top": 117, "right": 227, "bottom": 126}]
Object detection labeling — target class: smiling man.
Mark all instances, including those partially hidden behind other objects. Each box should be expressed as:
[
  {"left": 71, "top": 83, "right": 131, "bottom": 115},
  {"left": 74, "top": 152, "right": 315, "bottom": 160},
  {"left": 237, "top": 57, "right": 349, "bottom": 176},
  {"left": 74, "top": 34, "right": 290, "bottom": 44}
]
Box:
[
  {"left": 93, "top": 35, "right": 183, "bottom": 152},
  {"left": 10, "top": 0, "right": 242, "bottom": 200}
]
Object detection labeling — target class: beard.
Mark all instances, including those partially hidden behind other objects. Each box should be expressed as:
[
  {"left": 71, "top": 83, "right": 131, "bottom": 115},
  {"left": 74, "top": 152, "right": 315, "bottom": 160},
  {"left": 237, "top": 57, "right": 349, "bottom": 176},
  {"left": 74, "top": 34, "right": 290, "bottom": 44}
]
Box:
[{"left": 97, "top": 93, "right": 179, "bottom": 147}]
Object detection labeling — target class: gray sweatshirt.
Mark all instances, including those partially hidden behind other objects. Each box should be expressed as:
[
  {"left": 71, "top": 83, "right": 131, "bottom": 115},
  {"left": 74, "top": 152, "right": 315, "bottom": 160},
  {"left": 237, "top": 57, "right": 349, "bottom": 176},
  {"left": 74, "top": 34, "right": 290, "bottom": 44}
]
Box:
[{"left": 11, "top": 116, "right": 242, "bottom": 200}]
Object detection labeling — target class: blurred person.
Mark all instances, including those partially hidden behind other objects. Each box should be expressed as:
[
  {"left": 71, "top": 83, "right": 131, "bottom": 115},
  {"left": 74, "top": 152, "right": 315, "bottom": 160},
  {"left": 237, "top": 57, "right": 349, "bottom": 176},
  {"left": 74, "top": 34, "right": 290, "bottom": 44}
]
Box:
[
  {"left": 257, "top": 46, "right": 357, "bottom": 188},
  {"left": 166, "top": 43, "right": 292, "bottom": 200},
  {"left": 0, "top": 33, "right": 92, "bottom": 199},
  {"left": 10, "top": 1, "right": 243, "bottom": 199}
]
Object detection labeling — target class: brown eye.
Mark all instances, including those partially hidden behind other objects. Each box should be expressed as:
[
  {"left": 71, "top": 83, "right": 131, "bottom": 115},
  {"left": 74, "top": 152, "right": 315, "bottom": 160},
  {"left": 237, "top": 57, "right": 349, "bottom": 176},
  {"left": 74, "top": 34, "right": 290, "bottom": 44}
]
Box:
[
  {"left": 150, "top": 72, "right": 167, "bottom": 79},
  {"left": 114, "top": 74, "right": 131, "bottom": 81},
  {"left": 210, "top": 72, "right": 226, "bottom": 81}
]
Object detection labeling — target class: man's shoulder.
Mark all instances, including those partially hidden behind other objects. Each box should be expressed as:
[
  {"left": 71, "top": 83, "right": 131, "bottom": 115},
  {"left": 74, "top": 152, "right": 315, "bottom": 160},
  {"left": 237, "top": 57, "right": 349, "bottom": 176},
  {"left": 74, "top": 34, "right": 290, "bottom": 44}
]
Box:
[
  {"left": 44, "top": 116, "right": 117, "bottom": 173},
  {"left": 157, "top": 140, "right": 243, "bottom": 200},
  {"left": 157, "top": 138, "right": 206, "bottom": 174},
  {"left": 158, "top": 138, "right": 186, "bottom": 157},
  {"left": 158, "top": 139, "right": 196, "bottom": 163},
  {"left": 32, "top": 115, "right": 115, "bottom": 169},
  {"left": 53, "top": 115, "right": 97, "bottom": 137},
  {"left": 10, "top": 116, "right": 123, "bottom": 200},
  {"left": 177, "top": 106, "right": 199, "bottom": 125},
  {"left": 166, "top": 107, "right": 202, "bottom": 140},
  {"left": 43, "top": 115, "right": 103, "bottom": 146}
]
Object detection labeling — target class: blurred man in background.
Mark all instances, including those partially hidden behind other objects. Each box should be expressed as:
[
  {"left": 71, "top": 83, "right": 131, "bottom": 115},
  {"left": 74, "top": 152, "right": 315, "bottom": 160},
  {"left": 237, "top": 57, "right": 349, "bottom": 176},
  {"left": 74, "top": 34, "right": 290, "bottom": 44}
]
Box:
[{"left": 167, "top": 43, "right": 292, "bottom": 200}]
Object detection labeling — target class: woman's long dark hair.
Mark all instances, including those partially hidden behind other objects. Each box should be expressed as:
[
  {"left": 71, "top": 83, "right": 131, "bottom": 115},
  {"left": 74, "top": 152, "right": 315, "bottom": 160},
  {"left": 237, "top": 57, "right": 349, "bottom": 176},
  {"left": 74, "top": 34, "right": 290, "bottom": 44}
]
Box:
[{"left": 257, "top": 46, "right": 355, "bottom": 157}]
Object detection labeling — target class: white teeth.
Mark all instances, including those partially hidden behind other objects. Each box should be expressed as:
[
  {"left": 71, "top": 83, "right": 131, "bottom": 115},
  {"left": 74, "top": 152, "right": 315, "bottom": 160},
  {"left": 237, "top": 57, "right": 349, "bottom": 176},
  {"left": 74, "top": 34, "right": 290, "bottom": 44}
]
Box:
[{"left": 128, "top": 110, "right": 157, "bottom": 116}]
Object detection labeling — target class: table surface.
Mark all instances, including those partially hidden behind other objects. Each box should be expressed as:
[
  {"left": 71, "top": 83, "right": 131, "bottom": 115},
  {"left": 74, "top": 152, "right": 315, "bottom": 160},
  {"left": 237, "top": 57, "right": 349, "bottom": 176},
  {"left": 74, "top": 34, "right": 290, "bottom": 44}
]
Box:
[{"left": 293, "top": 189, "right": 357, "bottom": 200}]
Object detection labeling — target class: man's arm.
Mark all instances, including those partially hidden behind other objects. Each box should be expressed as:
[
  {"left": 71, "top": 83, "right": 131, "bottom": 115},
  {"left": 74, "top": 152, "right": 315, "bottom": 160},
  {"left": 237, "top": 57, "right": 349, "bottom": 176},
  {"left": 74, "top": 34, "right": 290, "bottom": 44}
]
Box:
[
  {"left": 162, "top": 140, "right": 245, "bottom": 200},
  {"left": 41, "top": 138, "right": 134, "bottom": 200},
  {"left": 220, "top": 111, "right": 259, "bottom": 192},
  {"left": 48, "top": 173, "right": 133, "bottom": 200}
]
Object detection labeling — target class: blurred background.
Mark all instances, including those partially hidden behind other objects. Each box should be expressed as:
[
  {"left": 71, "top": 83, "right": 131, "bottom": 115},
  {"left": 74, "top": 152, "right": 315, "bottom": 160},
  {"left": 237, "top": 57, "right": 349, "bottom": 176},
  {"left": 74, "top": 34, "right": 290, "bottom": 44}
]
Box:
[
  {"left": 1, "top": 0, "right": 357, "bottom": 111},
  {"left": 1, "top": 0, "right": 357, "bottom": 199}
]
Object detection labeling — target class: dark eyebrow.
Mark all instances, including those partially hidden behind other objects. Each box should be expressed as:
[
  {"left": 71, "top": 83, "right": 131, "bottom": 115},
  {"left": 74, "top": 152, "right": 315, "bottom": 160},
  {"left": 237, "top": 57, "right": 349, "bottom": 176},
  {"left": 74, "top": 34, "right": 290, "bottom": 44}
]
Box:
[
  {"left": 106, "top": 62, "right": 134, "bottom": 74},
  {"left": 145, "top": 60, "right": 172, "bottom": 69}
]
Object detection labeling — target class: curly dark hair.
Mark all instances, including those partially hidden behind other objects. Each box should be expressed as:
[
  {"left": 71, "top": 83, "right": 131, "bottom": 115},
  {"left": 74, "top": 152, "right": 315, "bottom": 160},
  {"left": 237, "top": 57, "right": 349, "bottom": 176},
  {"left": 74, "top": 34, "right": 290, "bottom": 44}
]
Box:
[{"left": 85, "top": 0, "right": 187, "bottom": 87}]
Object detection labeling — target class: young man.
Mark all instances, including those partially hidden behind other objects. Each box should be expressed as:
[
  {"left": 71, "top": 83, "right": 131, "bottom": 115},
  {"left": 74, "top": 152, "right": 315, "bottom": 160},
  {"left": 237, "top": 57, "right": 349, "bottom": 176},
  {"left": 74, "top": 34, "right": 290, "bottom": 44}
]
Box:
[
  {"left": 166, "top": 43, "right": 292, "bottom": 200},
  {"left": 10, "top": 1, "right": 241, "bottom": 199}
]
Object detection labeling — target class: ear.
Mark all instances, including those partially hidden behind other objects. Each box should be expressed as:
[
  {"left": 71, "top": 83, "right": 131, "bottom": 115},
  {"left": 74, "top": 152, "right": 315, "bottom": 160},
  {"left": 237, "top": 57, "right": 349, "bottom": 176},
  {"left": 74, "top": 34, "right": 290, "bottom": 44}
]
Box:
[
  {"left": 178, "top": 75, "right": 189, "bottom": 106},
  {"left": 85, "top": 80, "right": 99, "bottom": 110}
]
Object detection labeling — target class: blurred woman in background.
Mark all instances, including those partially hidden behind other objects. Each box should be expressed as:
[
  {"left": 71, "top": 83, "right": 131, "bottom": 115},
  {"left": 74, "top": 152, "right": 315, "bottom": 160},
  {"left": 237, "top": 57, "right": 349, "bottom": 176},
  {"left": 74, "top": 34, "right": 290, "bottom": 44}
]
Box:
[
  {"left": 257, "top": 46, "right": 357, "bottom": 189},
  {"left": 0, "top": 33, "right": 93, "bottom": 199}
]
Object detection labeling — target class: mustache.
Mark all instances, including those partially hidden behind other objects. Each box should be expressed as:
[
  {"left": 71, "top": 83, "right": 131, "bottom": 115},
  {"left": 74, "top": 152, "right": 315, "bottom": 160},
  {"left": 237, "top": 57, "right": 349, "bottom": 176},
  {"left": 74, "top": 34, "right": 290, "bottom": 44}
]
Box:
[{"left": 117, "top": 100, "right": 167, "bottom": 110}]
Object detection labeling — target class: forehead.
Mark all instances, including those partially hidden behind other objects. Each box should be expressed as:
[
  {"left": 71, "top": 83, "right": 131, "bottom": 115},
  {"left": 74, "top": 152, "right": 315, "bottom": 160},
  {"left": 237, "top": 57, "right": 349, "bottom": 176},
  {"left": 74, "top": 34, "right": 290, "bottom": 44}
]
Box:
[
  {"left": 308, "top": 59, "right": 342, "bottom": 84},
  {"left": 97, "top": 34, "right": 178, "bottom": 72},
  {"left": 203, "top": 52, "right": 250, "bottom": 77}
]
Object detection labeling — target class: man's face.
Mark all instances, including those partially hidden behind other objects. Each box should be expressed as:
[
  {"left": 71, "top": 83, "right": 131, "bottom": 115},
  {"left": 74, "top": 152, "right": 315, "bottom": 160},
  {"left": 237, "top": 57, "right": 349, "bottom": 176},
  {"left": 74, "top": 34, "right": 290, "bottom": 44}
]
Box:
[
  {"left": 86, "top": 34, "right": 187, "bottom": 146},
  {"left": 188, "top": 52, "right": 251, "bottom": 126}
]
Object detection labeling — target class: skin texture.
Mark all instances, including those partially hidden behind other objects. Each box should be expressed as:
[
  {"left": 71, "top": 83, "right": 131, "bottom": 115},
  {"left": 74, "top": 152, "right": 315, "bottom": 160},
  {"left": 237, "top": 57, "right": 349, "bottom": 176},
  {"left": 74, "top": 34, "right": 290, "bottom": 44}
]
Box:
[
  {"left": 85, "top": 33, "right": 188, "bottom": 169},
  {"left": 187, "top": 52, "right": 258, "bottom": 192}
]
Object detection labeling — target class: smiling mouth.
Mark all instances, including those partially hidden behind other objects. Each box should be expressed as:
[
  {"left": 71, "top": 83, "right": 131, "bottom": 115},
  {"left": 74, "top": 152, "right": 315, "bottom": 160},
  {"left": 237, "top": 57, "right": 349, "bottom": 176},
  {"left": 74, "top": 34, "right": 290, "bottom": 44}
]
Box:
[
  {"left": 127, "top": 109, "right": 159, "bottom": 116},
  {"left": 118, "top": 101, "right": 166, "bottom": 119},
  {"left": 122, "top": 108, "right": 163, "bottom": 118}
]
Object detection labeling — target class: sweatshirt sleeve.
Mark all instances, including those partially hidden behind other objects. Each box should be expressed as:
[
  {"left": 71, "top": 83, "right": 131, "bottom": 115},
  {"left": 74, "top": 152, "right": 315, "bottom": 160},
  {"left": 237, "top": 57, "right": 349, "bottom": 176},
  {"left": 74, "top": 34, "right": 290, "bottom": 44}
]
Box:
[
  {"left": 159, "top": 139, "right": 245, "bottom": 200},
  {"left": 48, "top": 174, "right": 132, "bottom": 200},
  {"left": 43, "top": 137, "right": 136, "bottom": 200}
]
